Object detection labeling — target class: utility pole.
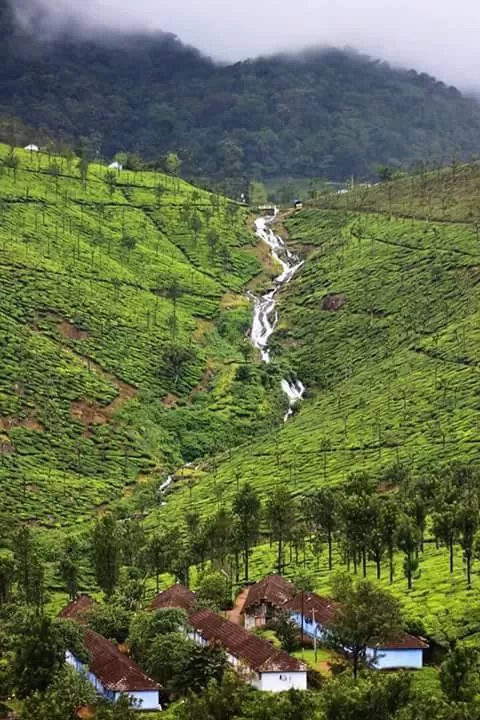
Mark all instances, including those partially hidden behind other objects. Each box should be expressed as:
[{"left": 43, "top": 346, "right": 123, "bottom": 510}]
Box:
[
  {"left": 313, "top": 608, "right": 318, "bottom": 664},
  {"left": 301, "top": 589, "right": 304, "bottom": 647}
]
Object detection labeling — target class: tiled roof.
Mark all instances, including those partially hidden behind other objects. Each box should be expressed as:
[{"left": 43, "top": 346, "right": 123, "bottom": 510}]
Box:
[
  {"left": 243, "top": 575, "right": 297, "bottom": 613},
  {"left": 189, "top": 608, "right": 306, "bottom": 674},
  {"left": 283, "top": 591, "right": 338, "bottom": 626},
  {"left": 151, "top": 584, "right": 197, "bottom": 612},
  {"left": 284, "top": 592, "right": 427, "bottom": 651},
  {"left": 58, "top": 594, "right": 97, "bottom": 624},
  {"left": 373, "top": 632, "right": 429, "bottom": 650},
  {"left": 83, "top": 629, "right": 160, "bottom": 692}
]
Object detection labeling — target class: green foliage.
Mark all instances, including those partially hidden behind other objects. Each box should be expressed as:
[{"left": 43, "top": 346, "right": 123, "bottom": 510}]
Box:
[
  {"left": 14, "top": 527, "right": 44, "bottom": 609},
  {"left": 128, "top": 608, "right": 188, "bottom": 664},
  {"left": 232, "top": 482, "right": 261, "bottom": 581},
  {"left": 20, "top": 666, "right": 96, "bottom": 720},
  {"left": 86, "top": 602, "right": 132, "bottom": 644},
  {"left": 2, "top": 21, "right": 480, "bottom": 182},
  {"left": 13, "top": 614, "right": 70, "bottom": 698},
  {"left": 0, "top": 141, "right": 284, "bottom": 528},
  {"left": 93, "top": 515, "right": 121, "bottom": 597},
  {"left": 144, "top": 632, "right": 195, "bottom": 693},
  {"left": 321, "top": 673, "right": 413, "bottom": 720},
  {"left": 196, "top": 571, "right": 231, "bottom": 610},
  {"left": 327, "top": 576, "right": 403, "bottom": 678},
  {"left": 273, "top": 610, "right": 300, "bottom": 653},
  {"left": 177, "top": 644, "right": 228, "bottom": 696},
  {"left": 440, "top": 644, "right": 480, "bottom": 703}
]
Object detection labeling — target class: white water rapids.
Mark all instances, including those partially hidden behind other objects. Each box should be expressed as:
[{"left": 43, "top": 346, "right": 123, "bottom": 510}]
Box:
[{"left": 251, "top": 212, "right": 306, "bottom": 421}]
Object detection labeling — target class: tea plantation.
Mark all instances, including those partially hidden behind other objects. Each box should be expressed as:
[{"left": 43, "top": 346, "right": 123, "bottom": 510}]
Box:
[
  {"left": 149, "top": 165, "right": 480, "bottom": 643},
  {"left": 0, "top": 144, "right": 286, "bottom": 527},
  {"left": 155, "top": 176, "right": 480, "bottom": 518}
]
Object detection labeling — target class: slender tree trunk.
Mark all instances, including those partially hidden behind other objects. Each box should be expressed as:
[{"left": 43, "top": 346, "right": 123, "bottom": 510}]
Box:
[
  {"left": 328, "top": 532, "right": 333, "bottom": 570},
  {"left": 244, "top": 541, "right": 249, "bottom": 582},
  {"left": 376, "top": 556, "right": 381, "bottom": 580},
  {"left": 353, "top": 651, "right": 359, "bottom": 680},
  {"left": 407, "top": 555, "right": 412, "bottom": 590},
  {"left": 449, "top": 538, "right": 454, "bottom": 574},
  {"left": 362, "top": 547, "right": 367, "bottom": 578},
  {"left": 389, "top": 544, "right": 394, "bottom": 584},
  {"left": 467, "top": 551, "right": 472, "bottom": 589},
  {"left": 277, "top": 537, "right": 283, "bottom": 575}
]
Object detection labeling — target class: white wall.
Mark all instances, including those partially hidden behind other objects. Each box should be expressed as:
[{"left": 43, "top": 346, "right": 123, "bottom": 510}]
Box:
[
  {"left": 257, "top": 671, "right": 308, "bottom": 692},
  {"left": 367, "top": 647, "right": 424, "bottom": 670}
]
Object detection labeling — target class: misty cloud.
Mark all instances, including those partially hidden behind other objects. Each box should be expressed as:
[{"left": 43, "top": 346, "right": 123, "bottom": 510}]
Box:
[{"left": 10, "top": 0, "right": 480, "bottom": 89}]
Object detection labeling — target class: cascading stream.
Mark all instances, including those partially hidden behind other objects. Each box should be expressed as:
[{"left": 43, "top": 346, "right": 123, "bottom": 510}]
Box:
[{"left": 250, "top": 211, "right": 305, "bottom": 421}]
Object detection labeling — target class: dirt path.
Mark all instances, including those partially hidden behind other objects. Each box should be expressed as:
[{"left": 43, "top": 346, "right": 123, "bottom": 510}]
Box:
[
  {"left": 226, "top": 587, "right": 249, "bottom": 625},
  {"left": 33, "top": 315, "right": 138, "bottom": 435}
]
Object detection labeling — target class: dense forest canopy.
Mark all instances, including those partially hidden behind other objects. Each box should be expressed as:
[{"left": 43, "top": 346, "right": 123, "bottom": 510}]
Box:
[{"left": 2, "top": 0, "right": 480, "bottom": 182}]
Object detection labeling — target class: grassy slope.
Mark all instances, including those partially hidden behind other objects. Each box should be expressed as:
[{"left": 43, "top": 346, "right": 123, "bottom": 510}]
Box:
[
  {"left": 0, "top": 145, "right": 289, "bottom": 527},
  {"left": 153, "top": 165, "right": 480, "bottom": 643}
]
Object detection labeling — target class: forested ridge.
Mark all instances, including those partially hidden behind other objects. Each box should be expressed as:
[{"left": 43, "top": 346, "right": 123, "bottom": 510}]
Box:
[{"left": 2, "top": 0, "right": 480, "bottom": 182}]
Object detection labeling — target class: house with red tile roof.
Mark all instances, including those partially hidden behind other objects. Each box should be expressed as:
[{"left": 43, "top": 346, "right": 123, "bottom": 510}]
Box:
[
  {"left": 151, "top": 584, "right": 197, "bottom": 613},
  {"left": 366, "top": 632, "right": 429, "bottom": 670},
  {"left": 284, "top": 590, "right": 428, "bottom": 670},
  {"left": 242, "top": 575, "right": 296, "bottom": 630},
  {"left": 189, "top": 608, "right": 307, "bottom": 692},
  {"left": 66, "top": 629, "right": 162, "bottom": 711}
]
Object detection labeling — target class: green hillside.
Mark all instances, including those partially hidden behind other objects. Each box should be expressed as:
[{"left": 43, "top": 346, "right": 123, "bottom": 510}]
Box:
[
  {"left": 146, "top": 165, "right": 480, "bottom": 642},
  {"left": 153, "top": 173, "right": 480, "bottom": 518},
  {"left": 0, "top": 144, "right": 288, "bottom": 526}
]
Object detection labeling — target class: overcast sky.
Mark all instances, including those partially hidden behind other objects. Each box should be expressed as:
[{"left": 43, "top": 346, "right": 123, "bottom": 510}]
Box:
[{"left": 11, "top": 0, "right": 480, "bottom": 89}]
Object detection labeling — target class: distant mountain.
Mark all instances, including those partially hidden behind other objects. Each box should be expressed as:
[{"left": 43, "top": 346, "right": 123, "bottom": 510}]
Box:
[{"left": 2, "top": 0, "right": 480, "bottom": 181}]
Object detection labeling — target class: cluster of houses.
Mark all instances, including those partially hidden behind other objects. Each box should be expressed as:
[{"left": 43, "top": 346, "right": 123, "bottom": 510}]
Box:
[{"left": 58, "top": 575, "right": 428, "bottom": 711}]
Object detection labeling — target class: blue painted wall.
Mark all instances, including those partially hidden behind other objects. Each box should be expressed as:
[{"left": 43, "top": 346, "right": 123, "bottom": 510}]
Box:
[{"left": 288, "top": 613, "right": 424, "bottom": 670}]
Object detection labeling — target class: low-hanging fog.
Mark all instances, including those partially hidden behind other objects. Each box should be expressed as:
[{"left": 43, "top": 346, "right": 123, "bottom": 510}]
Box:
[{"left": 9, "top": 0, "right": 480, "bottom": 90}]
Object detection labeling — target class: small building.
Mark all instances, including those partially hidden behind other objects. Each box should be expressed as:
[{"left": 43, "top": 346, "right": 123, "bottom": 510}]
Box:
[
  {"left": 58, "top": 594, "right": 97, "bottom": 625},
  {"left": 24, "top": 144, "right": 39, "bottom": 152},
  {"left": 257, "top": 204, "right": 276, "bottom": 216},
  {"left": 366, "top": 633, "right": 429, "bottom": 670},
  {"left": 242, "top": 575, "right": 296, "bottom": 630},
  {"left": 285, "top": 591, "right": 428, "bottom": 671},
  {"left": 189, "top": 608, "right": 307, "bottom": 692},
  {"left": 151, "top": 584, "right": 197, "bottom": 613},
  {"left": 293, "top": 199, "right": 303, "bottom": 210},
  {"left": 108, "top": 161, "right": 123, "bottom": 171},
  {"left": 66, "top": 629, "right": 162, "bottom": 711}
]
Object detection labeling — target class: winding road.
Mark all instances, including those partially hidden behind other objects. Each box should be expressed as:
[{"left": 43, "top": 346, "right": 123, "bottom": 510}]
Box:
[{"left": 251, "top": 212, "right": 305, "bottom": 421}]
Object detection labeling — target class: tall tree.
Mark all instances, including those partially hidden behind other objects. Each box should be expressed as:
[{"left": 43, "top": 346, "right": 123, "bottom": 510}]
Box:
[
  {"left": 327, "top": 576, "right": 402, "bottom": 679},
  {"left": 14, "top": 526, "right": 45, "bottom": 609},
  {"left": 440, "top": 644, "right": 480, "bottom": 703},
  {"left": 13, "top": 614, "right": 66, "bottom": 698},
  {"left": 457, "top": 501, "right": 478, "bottom": 588},
  {"left": 265, "top": 487, "right": 297, "bottom": 574},
  {"left": 58, "top": 539, "right": 80, "bottom": 601},
  {"left": 232, "top": 482, "right": 261, "bottom": 581},
  {"left": 307, "top": 487, "right": 337, "bottom": 570},
  {"left": 395, "top": 515, "right": 419, "bottom": 590},
  {"left": 92, "top": 515, "right": 121, "bottom": 597},
  {"left": 380, "top": 497, "right": 398, "bottom": 584},
  {"left": 0, "top": 554, "right": 14, "bottom": 605},
  {"left": 164, "top": 152, "right": 182, "bottom": 176}
]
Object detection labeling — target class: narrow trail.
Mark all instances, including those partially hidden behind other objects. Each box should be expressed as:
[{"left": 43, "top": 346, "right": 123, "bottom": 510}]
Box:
[{"left": 250, "top": 211, "right": 305, "bottom": 421}]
